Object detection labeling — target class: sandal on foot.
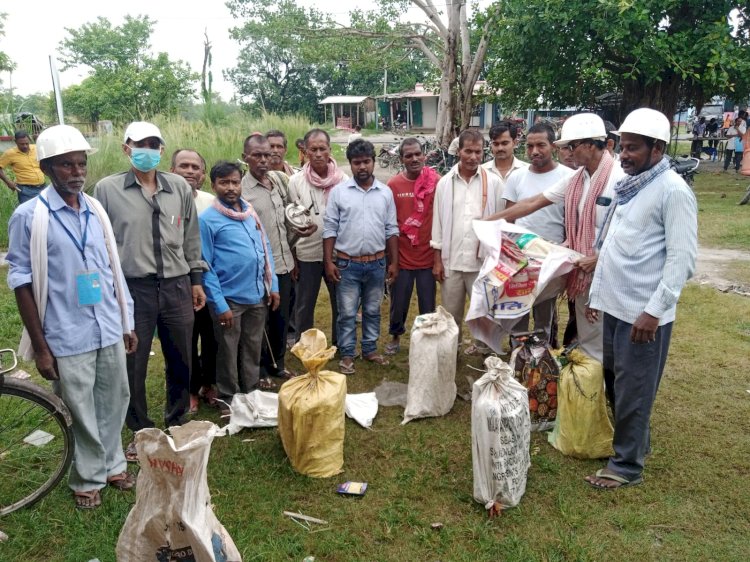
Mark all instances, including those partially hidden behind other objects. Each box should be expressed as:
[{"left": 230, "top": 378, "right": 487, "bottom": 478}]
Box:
[
  {"left": 463, "top": 343, "right": 491, "bottom": 356},
  {"left": 188, "top": 395, "right": 200, "bottom": 415},
  {"left": 257, "top": 377, "right": 277, "bottom": 391},
  {"left": 585, "top": 468, "right": 643, "bottom": 490},
  {"left": 74, "top": 489, "right": 101, "bottom": 509},
  {"left": 107, "top": 471, "right": 136, "bottom": 491},
  {"left": 124, "top": 441, "right": 138, "bottom": 463},
  {"left": 338, "top": 357, "right": 355, "bottom": 375},
  {"left": 273, "top": 369, "right": 299, "bottom": 381},
  {"left": 363, "top": 353, "right": 390, "bottom": 366},
  {"left": 198, "top": 386, "right": 218, "bottom": 407},
  {"left": 384, "top": 341, "right": 400, "bottom": 356}
]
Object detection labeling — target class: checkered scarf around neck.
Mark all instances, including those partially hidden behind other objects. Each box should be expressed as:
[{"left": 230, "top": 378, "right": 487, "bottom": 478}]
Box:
[
  {"left": 303, "top": 158, "right": 345, "bottom": 204},
  {"left": 401, "top": 166, "right": 440, "bottom": 246},
  {"left": 564, "top": 149, "right": 614, "bottom": 300},
  {"left": 595, "top": 156, "right": 671, "bottom": 251},
  {"left": 212, "top": 197, "right": 274, "bottom": 295}
]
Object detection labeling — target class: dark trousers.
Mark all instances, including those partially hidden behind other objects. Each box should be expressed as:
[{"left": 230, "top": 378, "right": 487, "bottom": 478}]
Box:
[
  {"left": 190, "top": 305, "right": 217, "bottom": 394},
  {"left": 602, "top": 313, "right": 673, "bottom": 480},
  {"left": 261, "top": 272, "right": 291, "bottom": 376},
  {"left": 125, "top": 276, "right": 194, "bottom": 431},
  {"left": 388, "top": 268, "right": 436, "bottom": 336},
  {"left": 724, "top": 149, "right": 742, "bottom": 171},
  {"left": 294, "top": 261, "right": 338, "bottom": 345},
  {"left": 212, "top": 300, "right": 266, "bottom": 400}
]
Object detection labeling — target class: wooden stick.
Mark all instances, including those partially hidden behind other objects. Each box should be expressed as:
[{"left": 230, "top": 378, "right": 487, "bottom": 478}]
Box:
[{"left": 283, "top": 511, "right": 328, "bottom": 525}]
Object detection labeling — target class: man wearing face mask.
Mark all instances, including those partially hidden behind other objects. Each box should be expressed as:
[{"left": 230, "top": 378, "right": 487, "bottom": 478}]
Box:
[{"left": 94, "top": 121, "right": 206, "bottom": 463}]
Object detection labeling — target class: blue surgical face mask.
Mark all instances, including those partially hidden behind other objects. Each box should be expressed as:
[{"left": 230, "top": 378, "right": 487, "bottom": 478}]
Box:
[{"left": 129, "top": 147, "right": 162, "bottom": 172}]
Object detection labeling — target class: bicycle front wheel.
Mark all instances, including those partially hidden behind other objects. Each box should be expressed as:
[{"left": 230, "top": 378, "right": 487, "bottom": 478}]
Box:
[{"left": 0, "top": 377, "right": 74, "bottom": 516}]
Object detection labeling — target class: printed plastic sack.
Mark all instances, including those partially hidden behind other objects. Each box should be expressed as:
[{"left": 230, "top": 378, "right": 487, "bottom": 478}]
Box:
[
  {"left": 509, "top": 332, "right": 560, "bottom": 431},
  {"left": 472, "top": 356, "right": 531, "bottom": 516},
  {"left": 116, "top": 420, "right": 241, "bottom": 562},
  {"left": 403, "top": 306, "right": 459, "bottom": 424},
  {"left": 345, "top": 392, "right": 379, "bottom": 429},
  {"left": 225, "top": 390, "right": 279, "bottom": 435},
  {"left": 278, "top": 328, "right": 346, "bottom": 477},
  {"left": 548, "top": 349, "right": 614, "bottom": 459}
]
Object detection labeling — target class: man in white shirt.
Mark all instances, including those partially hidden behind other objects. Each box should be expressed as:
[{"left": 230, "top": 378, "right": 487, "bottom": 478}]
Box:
[
  {"left": 485, "top": 113, "right": 626, "bottom": 362},
  {"left": 585, "top": 108, "right": 697, "bottom": 490},
  {"left": 431, "top": 129, "right": 505, "bottom": 355},
  {"left": 482, "top": 120, "right": 528, "bottom": 187},
  {"left": 503, "top": 122, "right": 574, "bottom": 342}
]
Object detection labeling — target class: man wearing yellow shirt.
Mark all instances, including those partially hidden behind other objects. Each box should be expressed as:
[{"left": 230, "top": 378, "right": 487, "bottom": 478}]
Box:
[{"left": 0, "top": 131, "right": 47, "bottom": 203}]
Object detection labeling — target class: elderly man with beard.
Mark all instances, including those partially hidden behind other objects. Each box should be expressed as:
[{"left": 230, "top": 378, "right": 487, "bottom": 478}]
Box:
[
  {"left": 585, "top": 108, "right": 697, "bottom": 489},
  {"left": 486, "top": 113, "right": 626, "bottom": 362},
  {"left": 384, "top": 137, "right": 440, "bottom": 355},
  {"left": 323, "top": 139, "right": 399, "bottom": 375},
  {"left": 287, "top": 129, "right": 347, "bottom": 345},
  {"left": 7, "top": 125, "right": 137, "bottom": 509}
]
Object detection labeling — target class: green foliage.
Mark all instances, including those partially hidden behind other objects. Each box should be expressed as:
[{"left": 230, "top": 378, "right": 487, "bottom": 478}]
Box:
[
  {"left": 57, "top": 15, "right": 197, "bottom": 124},
  {"left": 484, "top": 0, "right": 750, "bottom": 118},
  {"left": 0, "top": 12, "right": 14, "bottom": 77}
]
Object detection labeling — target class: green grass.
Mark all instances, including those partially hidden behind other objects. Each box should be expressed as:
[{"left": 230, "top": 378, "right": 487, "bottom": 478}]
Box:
[{"left": 692, "top": 166, "right": 750, "bottom": 248}]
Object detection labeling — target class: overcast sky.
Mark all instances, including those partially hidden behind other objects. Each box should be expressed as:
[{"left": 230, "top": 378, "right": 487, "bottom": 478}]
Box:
[{"left": 1, "top": 0, "right": 447, "bottom": 101}]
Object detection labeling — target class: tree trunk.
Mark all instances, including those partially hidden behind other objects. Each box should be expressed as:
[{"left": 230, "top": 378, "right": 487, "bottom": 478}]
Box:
[
  {"left": 434, "top": 1, "right": 462, "bottom": 147},
  {"left": 620, "top": 72, "right": 682, "bottom": 126}
]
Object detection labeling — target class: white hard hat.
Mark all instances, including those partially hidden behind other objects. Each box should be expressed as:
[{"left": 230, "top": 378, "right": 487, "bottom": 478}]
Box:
[
  {"left": 554, "top": 113, "right": 607, "bottom": 146},
  {"left": 123, "top": 121, "right": 165, "bottom": 145},
  {"left": 614, "top": 108, "right": 671, "bottom": 143},
  {"left": 36, "top": 125, "right": 97, "bottom": 162}
]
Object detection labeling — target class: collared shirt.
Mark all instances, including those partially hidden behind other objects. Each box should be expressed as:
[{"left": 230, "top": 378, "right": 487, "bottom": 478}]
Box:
[
  {"left": 543, "top": 161, "right": 627, "bottom": 240},
  {"left": 589, "top": 169, "right": 697, "bottom": 325},
  {"left": 322, "top": 177, "right": 399, "bottom": 256},
  {"left": 504, "top": 165, "right": 573, "bottom": 243},
  {"left": 7, "top": 189, "right": 134, "bottom": 358},
  {"left": 194, "top": 189, "right": 215, "bottom": 214},
  {"left": 0, "top": 145, "right": 45, "bottom": 185},
  {"left": 241, "top": 171, "right": 295, "bottom": 275},
  {"left": 287, "top": 169, "right": 349, "bottom": 263},
  {"left": 430, "top": 166, "right": 505, "bottom": 272},
  {"left": 482, "top": 156, "right": 529, "bottom": 190},
  {"left": 93, "top": 170, "right": 204, "bottom": 283},
  {"left": 199, "top": 202, "right": 279, "bottom": 315}
]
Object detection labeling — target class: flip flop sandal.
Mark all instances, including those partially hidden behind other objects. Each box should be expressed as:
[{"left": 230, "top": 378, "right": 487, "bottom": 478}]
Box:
[
  {"left": 257, "top": 377, "right": 278, "bottom": 391},
  {"left": 463, "top": 344, "right": 491, "bottom": 356},
  {"left": 585, "top": 468, "right": 643, "bottom": 490},
  {"left": 363, "top": 353, "right": 390, "bottom": 366},
  {"left": 198, "top": 386, "right": 219, "bottom": 406},
  {"left": 74, "top": 489, "right": 101, "bottom": 509},
  {"left": 124, "top": 441, "right": 138, "bottom": 463},
  {"left": 338, "top": 358, "right": 356, "bottom": 375},
  {"left": 107, "top": 471, "right": 136, "bottom": 491},
  {"left": 384, "top": 342, "right": 400, "bottom": 356},
  {"left": 274, "top": 369, "right": 299, "bottom": 380}
]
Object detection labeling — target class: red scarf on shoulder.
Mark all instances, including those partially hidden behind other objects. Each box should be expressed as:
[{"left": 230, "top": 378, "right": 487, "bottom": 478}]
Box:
[{"left": 402, "top": 166, "right": 440, "bottom": 246}]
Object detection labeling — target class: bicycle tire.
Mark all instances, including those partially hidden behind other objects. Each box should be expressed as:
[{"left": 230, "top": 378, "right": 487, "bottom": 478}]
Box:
[
  {"left": 0, "top": 376, "right": 74, "bottom": 516},
  {"left": 377, "top": 153, "right": 390, "bottom": 168}
]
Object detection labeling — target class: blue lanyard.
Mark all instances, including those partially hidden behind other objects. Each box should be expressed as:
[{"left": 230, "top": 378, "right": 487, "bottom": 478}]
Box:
[{"left": 39, "top": 195, "right": 91, "bottom": 265}]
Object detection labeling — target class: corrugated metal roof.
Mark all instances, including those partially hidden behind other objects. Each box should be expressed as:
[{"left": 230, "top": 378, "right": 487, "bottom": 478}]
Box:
[{"left": 319, "top": 96, "right": 370, "bottom": 104}]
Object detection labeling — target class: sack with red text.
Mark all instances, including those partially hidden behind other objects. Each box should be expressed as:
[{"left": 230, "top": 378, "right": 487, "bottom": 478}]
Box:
[{"left": 116, "top": 420, "right": 242, "bottom": 562}]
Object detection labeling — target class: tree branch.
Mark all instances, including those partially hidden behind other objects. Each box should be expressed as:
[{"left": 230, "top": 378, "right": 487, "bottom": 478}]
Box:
[{"left": 411, "top": 0, "right": 448, "bottom": 38}]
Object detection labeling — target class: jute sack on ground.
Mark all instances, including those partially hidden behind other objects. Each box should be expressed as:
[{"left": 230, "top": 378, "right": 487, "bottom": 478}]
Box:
[
  {"left": 403, "top": 306, "right": 459, "bottom": 424},
  {"left": 116, "top": 420, "right": 241, "bottom": 562},
  {"left": 278, "top": 329, "right": 346, "bottom": 477}
]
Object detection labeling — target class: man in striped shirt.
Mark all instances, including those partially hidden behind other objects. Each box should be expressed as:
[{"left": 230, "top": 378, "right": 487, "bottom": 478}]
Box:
[{"left": 584, "top": 108, "right": 697, "bottom": 490}]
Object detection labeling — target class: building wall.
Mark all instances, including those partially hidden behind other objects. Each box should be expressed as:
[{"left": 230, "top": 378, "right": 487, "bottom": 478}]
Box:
[{"left": 422, "top": 97, "right": 438, "bottom": 129}]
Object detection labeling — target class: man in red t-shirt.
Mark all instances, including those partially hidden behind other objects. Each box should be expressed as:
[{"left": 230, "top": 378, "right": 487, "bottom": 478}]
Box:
[{"left": 385, "top": 138, "right": 441, "bottom": 355}]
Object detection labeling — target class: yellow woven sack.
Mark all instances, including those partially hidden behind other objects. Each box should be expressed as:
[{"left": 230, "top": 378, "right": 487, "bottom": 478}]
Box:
[
  {"left": 548, "top": 349, "right": 614, "bottom": 459},
  {"left": 278, "top": 329, "right": 346, "bottom": 477}
]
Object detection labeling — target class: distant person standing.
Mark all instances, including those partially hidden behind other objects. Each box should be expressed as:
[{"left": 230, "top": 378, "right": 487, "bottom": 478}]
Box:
[
  {"left": 724, "top": 118, "right": 743, "bottom": 172},
  {"left": 690, "top": 116, "right": 706, "bottom": 157},
  {"left": 94, "top": 121, "right": 206, "bottom": 462},
  {"left": 266, "top": 129, "right": 297, "bottom": 176},
  {"left": 170, "top": 148, "right": 218, "bottom": 414},
  {"left": 0, "top": 131, "right": 47, "bottom": 203},
  {"left": 385, "top": 138, "right": 440, "bottom": 355},
  {"left": 482, "top": 120, "right": 528, "bottom": 187}
]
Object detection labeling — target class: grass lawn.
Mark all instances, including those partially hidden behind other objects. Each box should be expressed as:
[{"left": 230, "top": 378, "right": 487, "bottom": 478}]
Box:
[{"left": 0, "top": 151, "right": 749, "bottom": 561}]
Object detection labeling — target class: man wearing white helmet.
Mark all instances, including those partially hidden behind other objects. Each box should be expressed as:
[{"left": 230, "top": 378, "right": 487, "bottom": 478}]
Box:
[
  {"left": 7, "top": 125, "right": 138, "bottom": 509},
  {"left": 486, "top": 113, "right": 626, "bottom": 361},
  {"left": 585, "top": 108, "right": 697, "bottom": 489},
  {"left": 94, "top": 122, "right": 206, "bottom": 462}
]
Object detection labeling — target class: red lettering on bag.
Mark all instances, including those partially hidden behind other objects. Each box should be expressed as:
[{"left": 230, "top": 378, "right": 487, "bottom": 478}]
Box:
[{"left": 147, "top": 457, "right": 185, "bottom": 476}]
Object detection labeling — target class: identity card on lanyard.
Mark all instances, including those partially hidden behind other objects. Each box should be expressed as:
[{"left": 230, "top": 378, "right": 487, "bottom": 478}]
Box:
[{"left": 40, "top": 195, "right": 102, "bottom": 307}]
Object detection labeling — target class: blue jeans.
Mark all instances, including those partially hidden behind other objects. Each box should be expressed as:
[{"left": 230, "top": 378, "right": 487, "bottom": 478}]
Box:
[
  {"left": 17, "top": 184, "right": 45, "bottom": 204},
  {"left": 335, "top": 257, "right": 386, "bottom": 358}
]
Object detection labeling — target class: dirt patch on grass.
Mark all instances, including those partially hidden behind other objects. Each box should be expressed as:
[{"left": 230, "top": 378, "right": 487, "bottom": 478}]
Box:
[{"left": 693, "top": 247, "right": 750, "bottom": 296}]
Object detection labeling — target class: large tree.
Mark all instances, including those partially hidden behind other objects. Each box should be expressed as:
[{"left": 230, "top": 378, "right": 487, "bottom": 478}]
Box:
[
  {"left": 484, "top": 0, "right": 750, "bottom": 122},
  {"left": 0, "top": 12, "right": 14, "bottom": 80},
  {"left": 58, "top": 15, "right": 197, "bottom": 123},
  {"left": 227, "top": 0, "right": 498, "bottom": 145}
]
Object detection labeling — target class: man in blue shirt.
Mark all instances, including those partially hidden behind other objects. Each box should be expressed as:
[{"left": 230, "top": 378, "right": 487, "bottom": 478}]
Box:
[
  {"left": 200, "top": 161, "right": 280, "bottom": 404},
  {"left": 585, "top": 108, "right": 697, "bottom": 490},
  {"left": 7, "top": 125, "right": 137, "bottom": 509},
  {"left": 323, "top": 139, "right": 399, "bottom": 374}
]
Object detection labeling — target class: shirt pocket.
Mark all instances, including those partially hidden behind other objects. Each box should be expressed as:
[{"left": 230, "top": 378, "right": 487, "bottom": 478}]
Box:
[{"left": 611, "top": 215, "right": 644, "bottom": 257}]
